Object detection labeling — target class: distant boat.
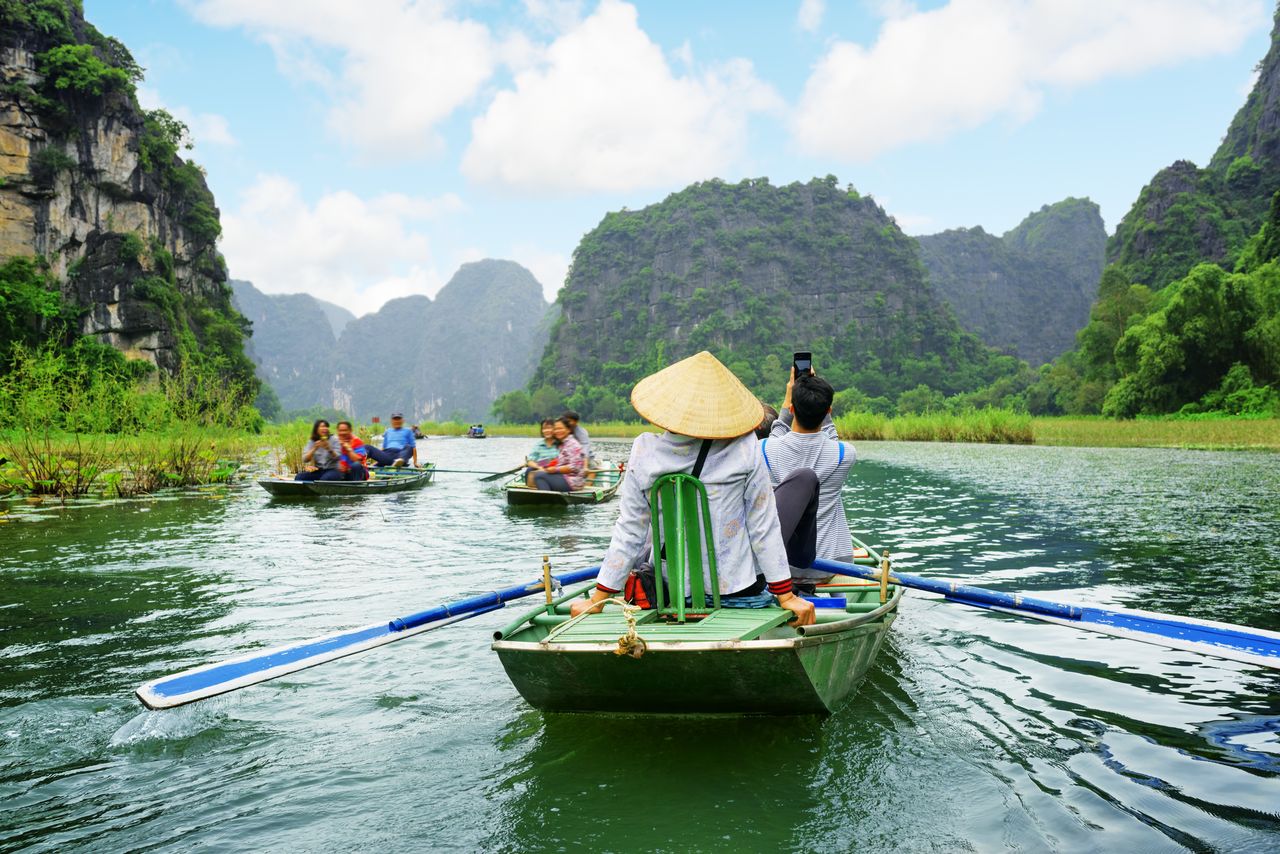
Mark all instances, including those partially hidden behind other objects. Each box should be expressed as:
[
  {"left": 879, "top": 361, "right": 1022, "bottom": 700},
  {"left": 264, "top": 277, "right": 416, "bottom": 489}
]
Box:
[
  {"left": 466, "top": 425, "right": 487, "bottom": 439},
  {"left": 257, "top": 465, "right": 435, "bottom": 497},
  {"left": 504, "top": 464, "right": 623, "bottom": 506}
]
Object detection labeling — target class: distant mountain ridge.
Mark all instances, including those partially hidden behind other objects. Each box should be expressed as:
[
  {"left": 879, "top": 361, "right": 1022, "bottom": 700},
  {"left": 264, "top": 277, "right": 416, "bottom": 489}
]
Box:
[
  {"left": 234, "top": 260, "right": 551, "bottom": 421},
  {"left": 531, "top": 176, "right": 1017, "bottom": 418},
  {"left": 917, "top": 198, "right": 1107, "bottom": 366},
  {"left": 230, "top": 281, "right": 348, "bottom": 413}
]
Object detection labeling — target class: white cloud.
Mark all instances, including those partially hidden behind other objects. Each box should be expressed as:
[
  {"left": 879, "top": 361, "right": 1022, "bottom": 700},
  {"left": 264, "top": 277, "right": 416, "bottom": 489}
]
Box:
[
  {"left": 136, "top": 87, "right": 237, "bottom": 151},
  {"left": 187, "top": 0, "right": 495, "bottom": 156},
  {"left": 797, "top": 0, "right": 825, "bottom": 33},
  {"left": 522, "top": 0, "right": 585, "bottom": 33},
  {"left": 220, "top": 174, "right": 464, "bottom": 314},
  {"left": 795, "top": 0, "right": 1268, "bottom": 160},
  {"left": 462, "top": 0, "right": 781, "bottom": 192}
]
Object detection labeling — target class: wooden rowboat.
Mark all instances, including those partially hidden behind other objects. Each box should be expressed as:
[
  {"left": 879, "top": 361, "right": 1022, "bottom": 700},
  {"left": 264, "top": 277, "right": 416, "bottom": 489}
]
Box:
[
  {"left": 492, "top": 532, "right": 900, "bottom": 715},
  {"left": 505, "top": 466, "right": 623, "bottom": 506},
  {"left": 497, "top": 472, "right": 901, "bottom": 714},
  {"left": 258, "top": 465, "right": 436, "bottom": 497}
]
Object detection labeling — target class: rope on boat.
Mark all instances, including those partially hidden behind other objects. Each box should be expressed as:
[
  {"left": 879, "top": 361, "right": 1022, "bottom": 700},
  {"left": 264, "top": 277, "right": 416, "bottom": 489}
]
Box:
[{"left": 539, "top": 596, "right": 646, "bottom": 658}]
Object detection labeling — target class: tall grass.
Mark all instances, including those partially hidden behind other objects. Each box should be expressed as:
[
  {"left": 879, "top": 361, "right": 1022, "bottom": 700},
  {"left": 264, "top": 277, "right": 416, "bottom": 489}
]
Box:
[
  {"left": 1032, "top": 416, "right": 1280, "bottom": 450},
  {"left": 834, "top": 408, "right": 1034, "bottom": 444}
]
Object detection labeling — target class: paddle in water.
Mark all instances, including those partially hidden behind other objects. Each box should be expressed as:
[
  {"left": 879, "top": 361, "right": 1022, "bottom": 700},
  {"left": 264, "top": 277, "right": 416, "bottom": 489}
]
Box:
[
  {"left": 135, "top": 566, "right": 601, "bottom": 709},
  {"left": 813, "top": 558, "right": 1280, "bottom": 670}
]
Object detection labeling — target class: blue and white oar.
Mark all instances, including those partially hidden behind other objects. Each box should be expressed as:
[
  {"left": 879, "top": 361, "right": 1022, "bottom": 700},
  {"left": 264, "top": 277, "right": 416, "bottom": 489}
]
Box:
[
  {"left": 814, "top": 558, "right": 1280, "bottom": 669},
  {"left": 136, "top": 566, "right": 600, "bottom": 709}
]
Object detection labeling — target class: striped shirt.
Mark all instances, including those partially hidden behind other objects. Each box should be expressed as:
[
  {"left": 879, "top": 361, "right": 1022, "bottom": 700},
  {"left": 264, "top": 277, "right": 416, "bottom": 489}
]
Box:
[
  {"left": 764, "top": 409, "right": 856, "bottom": 579},
  {"left": 597, "top": 431, "right": 792, "bottom": 597},
  {"left": 571, "top": 424, "right": 592, "bottom": 461}
]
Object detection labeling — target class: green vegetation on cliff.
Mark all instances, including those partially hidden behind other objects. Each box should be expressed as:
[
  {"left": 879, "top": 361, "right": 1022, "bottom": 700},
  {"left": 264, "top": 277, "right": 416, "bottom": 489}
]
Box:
[
  {"left": 1024, "top": 7, "right": 1280, "bottom": 420},
  {"left": 917, "top": 198, "right": 1106, "bottom": 366},
  {"left": 0, "top": 0, "right": 262, "bottom": 420},
  {"left": 528, "top": 176, "right": 1020, "bottom": 421}
]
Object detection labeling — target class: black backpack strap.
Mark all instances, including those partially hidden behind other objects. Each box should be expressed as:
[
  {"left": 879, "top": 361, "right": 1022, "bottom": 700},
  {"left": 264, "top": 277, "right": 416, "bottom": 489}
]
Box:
[{"left": 691, "top": 439, "right": 713, "bottom": 478}]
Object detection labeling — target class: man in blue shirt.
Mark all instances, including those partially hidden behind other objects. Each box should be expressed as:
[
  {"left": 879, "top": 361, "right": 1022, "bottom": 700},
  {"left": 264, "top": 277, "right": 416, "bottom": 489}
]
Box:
[{"left": 365, "top": 412, "right": 418, "bottom": 468}]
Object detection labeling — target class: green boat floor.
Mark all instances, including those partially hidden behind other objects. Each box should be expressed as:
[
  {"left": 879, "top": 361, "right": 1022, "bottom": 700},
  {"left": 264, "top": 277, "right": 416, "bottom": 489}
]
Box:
[{"left": 548, "top": 608, "right": 793, "bottom": 643}]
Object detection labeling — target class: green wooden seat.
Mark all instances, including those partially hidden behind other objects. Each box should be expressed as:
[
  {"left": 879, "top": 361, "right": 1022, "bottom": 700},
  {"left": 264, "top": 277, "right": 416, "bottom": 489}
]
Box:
[
  {"left": 649, "top": 472, "right": 719, "bottom": 622},
  {"left": 548, "top": 471, "right": 792, "bottom": 645},
  {"left": 552, "top": 608, "right": 790, "bottom": 643}
]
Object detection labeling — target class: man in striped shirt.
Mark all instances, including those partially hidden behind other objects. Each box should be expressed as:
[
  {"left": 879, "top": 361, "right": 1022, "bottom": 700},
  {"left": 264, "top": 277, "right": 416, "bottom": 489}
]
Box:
[{"left": 763, "top": 370, "right": 857, "bottom": 593}]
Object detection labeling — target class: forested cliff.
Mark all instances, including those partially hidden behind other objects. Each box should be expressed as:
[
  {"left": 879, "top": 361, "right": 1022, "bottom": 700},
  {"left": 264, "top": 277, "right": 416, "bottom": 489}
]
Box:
[
  {"left": 0, "top": 0, "right": 255, "bottom": 399},
  {"left": 917, "top": 198, "right": 1106, "bottom": 366},
  {"left": 1031, "top": 8, "right": 1280, "bottom": 418},
  {"left": 530, "top": 177, "right": 1019, "bottom": 419}
]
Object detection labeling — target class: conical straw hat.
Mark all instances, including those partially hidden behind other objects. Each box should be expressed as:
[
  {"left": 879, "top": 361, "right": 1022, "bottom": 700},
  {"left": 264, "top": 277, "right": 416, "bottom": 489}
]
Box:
[{"left": 631, "top": 351, "right": 763, "bottom": 439}]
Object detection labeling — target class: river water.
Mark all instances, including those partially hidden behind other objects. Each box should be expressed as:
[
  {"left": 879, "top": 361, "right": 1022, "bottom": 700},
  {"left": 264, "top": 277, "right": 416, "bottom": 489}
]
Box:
[{"left": 1, "top": 438, "right": 1278, "bottom": 852}]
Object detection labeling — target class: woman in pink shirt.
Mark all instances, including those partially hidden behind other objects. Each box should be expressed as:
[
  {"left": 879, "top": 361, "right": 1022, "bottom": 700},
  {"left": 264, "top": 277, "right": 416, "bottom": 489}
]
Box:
[{"left": 532, "top": 417, "right": 585, "bottom": 491}]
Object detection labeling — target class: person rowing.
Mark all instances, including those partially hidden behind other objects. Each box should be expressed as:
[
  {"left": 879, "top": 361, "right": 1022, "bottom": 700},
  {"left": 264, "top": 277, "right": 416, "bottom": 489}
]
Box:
[
  {"left": 570, "top": 351, "right": 815, "bottom": 627},
  {"left": 562, "top": 409, "right": 592, "bottom": 463}
]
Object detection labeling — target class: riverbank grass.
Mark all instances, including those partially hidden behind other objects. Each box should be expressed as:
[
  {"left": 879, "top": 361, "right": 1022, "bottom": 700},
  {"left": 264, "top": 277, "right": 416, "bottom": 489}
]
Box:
[{"left": 1031, "top": 416, "right": 1280, "bottom": 451}]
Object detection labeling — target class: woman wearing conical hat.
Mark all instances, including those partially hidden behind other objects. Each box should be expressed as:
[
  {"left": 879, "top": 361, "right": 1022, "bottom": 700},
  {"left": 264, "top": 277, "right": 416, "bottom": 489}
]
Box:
[{"left": 570, "top": 352, "right": 816, "bottom": 627}]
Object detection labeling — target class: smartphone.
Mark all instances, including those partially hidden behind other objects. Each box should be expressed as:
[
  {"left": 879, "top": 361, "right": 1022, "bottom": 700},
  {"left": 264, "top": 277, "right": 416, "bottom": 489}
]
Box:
[{"left": 792, "top": 351, "right": 813, "bottom": 379}]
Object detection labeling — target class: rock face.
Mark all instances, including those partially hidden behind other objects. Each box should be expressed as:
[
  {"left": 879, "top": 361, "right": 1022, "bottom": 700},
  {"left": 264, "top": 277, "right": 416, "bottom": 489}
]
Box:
[
  {"left": 0, "top": 2, "right": 249, "bottom": 379},
  {"left": 533, "top": 176, "right": 1008, "bottom": 414},
  {"left": 917, "top": 198, "right": 1106, "bottom": 366},
  {"left": 238, "top": 260, "right": 552, "bottom": 421},
  {"left": 1107, "top": 11, "right": 1280, "bottom": 290}
]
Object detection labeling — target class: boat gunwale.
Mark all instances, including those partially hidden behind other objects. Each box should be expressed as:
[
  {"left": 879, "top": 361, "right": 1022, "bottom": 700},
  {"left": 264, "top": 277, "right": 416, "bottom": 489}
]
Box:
[{"left": 491, "top": 599, "right": 899, "bottom": 654}]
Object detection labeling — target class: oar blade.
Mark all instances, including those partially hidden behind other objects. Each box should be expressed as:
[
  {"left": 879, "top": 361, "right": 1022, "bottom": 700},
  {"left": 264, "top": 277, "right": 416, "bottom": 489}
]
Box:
[
  {"left": 136, "top": 607, "right": 495, "bottom": 710},
  {"left": 136, "top": 566, "right": 601, "bottom": 709},
  {"left": 814, "top": 558, "right": 1280, "bottom": 671},
  {"left": 479, "top": 465, "right": 523, "bottom": 482}
]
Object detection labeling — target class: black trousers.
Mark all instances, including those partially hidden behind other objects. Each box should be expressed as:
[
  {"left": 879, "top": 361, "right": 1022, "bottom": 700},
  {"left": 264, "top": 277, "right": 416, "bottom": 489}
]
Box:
[{"left": 774, "top": 468, "right": 819, "bottom": 570}]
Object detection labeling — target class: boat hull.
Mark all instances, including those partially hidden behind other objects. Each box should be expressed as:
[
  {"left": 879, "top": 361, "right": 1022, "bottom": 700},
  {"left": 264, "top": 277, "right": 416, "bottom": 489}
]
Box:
[
  {"left": 493, "top": 597, "right": 897, "bottom": 715},
  {"left": 258, "top": 466, "right": 435, "bottom": 497},
  {"left": 505, "top": 468, "right": 623, "bottom": 506}
]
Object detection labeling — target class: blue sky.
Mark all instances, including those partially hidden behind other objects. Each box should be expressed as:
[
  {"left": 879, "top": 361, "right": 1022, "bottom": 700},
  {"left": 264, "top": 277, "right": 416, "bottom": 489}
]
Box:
[{"left": 83, "top": 0, "right": 1273, "bottom": 315}]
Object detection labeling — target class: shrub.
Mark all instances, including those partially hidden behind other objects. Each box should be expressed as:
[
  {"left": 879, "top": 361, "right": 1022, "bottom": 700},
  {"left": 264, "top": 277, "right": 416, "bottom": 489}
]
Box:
[
  {"left": 29, "top": 145, "right": 77, "bottom": 184},
  {"left": 37, "top": 44, "right": 132, "bottom": 98},
  {"left": 118, "top": 231, "right": 145, "bottom": 262}
]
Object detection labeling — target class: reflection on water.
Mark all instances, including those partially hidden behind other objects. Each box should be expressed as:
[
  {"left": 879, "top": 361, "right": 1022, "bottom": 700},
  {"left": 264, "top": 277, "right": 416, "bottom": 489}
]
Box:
[{"left": 1, "top": 438, "right": 1278, "bottom": 851}]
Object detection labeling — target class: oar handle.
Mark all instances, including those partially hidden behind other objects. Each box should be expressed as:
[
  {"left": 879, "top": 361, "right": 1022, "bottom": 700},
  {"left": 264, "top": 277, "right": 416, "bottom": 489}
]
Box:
[
  {"left": 389, "top": 566, "right": 601, "bottom": 631},
  {"left": 811, "top": 558, "right": 1083, "bottom": 620}
]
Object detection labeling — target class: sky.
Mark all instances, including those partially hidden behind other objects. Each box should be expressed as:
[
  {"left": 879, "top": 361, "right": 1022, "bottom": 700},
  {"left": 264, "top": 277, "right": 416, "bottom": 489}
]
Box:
[{"left": 82, "top": 0, "right": 1274, "bottom": 316}]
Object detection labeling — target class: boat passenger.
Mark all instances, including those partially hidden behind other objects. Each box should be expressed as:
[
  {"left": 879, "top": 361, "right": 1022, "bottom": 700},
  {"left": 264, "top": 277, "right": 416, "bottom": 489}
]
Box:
[
  {"left": 561, "top": 410, "right": 592, "bottom": 463},
  {"left": 334, "top": 421, "right": 370, "bottom": 481},
  {"left": 365, "top": 412, "right": 417, "bottom": 468},
  {"left": 754, "top": 401, "right": 779, "bottom": 440},
  {"left": 570, "top": 351, "right": 815, "bottom": 627},
  {"left": 529, "top": 417, "right": 585, "bottom": 492},
  {"left": 524, "top": 418, "right": 559, "bottom": 488},
  {"left": 294, "top": 419, "right": 344, "bottom": 481},
  {"left": 764, "top": 368, "right": 857, "bottom": 594}
]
